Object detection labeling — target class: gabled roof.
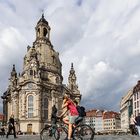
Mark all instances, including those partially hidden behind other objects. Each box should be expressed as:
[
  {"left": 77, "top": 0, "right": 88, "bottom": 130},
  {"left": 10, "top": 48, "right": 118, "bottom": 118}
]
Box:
[{"left": 103, "top": 111, "right": 120, "bottom": 119}]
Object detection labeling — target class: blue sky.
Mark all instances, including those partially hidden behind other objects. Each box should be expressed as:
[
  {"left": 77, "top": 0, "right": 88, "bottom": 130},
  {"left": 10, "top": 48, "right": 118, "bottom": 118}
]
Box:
[{"left": 0, "top": 0, "right": 140, "bottom": 112}]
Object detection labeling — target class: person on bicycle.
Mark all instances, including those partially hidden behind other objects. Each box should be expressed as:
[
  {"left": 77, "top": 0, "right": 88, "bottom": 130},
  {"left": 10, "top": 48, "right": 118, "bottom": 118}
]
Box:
[
  {"left": 73, "top": 99, "right": 85, "bottom": 124},
  {"left": 59, "top": 94, "right": 79, "bottom": 140}
]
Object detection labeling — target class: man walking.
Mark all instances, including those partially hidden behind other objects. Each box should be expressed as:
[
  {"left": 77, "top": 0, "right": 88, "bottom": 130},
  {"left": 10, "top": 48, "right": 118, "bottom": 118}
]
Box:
[
  {"left": 51, "top": 105, "right": 57, "bottom": 124},
  {"left": 6, "top": 115, "right": 17, "bottom": 138},
  {"left": 135, "top": 113, "right": 140, "bottom": 136}
]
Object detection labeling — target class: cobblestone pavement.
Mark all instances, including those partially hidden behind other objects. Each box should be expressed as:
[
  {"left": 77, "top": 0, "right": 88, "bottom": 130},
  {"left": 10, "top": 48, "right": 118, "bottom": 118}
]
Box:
[
  {"left": 0, "top": 135, "right": 140, "bottom": 140},
  {"left": 94, "top": 135, "right": 140, "bottom": 140},
  {"left": 0, "top": 135, "right": 39, "bottom": 140}
]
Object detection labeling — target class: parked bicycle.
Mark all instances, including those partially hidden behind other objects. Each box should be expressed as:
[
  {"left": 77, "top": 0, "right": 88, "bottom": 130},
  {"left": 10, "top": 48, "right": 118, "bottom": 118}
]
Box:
[{"left": 40, "top": 117, "right": 95, "bottom": 140}]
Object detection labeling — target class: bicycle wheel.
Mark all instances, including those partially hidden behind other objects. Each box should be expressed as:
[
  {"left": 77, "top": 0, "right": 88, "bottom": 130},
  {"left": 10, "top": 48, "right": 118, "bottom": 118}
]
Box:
[
  {"left": 40, "top": 127, "right": 48, "bottom": 140},
  {"left": 57, "top": 126, "right": 68, "bottom": 140},
  {"left": 53, "top": 127, "right": 60, "bottom": 140},
  {"left": 73, "top": 124, "right": 95, "bottom": 140},
  {"left": 40, "top": 127, "right": 59, "bottom": 140}
]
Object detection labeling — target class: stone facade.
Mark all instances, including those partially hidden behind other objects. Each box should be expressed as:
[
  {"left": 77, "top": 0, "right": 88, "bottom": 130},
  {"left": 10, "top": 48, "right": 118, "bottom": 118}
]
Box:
[
  {"left": 1, "top": 14, "right": 81, "bottom": 134},
  {"left": 120, "top": 89, "right": 133, "bottom": 132}
]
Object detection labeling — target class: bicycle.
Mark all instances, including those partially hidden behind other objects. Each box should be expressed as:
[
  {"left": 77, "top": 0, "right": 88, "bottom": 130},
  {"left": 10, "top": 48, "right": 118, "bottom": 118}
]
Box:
[
  {"left": 40, "top": 119, "right": 68, "bottom": 140},
  {"left": 72, "top": 119, "right": 95, "bottom": 140},
  {"left": 40, "top": 117, "right": 95, "bottom": 140}
]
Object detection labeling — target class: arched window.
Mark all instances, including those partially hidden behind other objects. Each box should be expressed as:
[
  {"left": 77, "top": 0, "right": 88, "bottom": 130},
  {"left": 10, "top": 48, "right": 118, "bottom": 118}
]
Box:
[
  {"left": 30, "top": 70, "right": 33, "bottom": 76},
  {"left": 37, "top": 28, "right": 40, "bottom": 36},
  {"left": 34, "top": 70, "right": 36, "bottom": 77},
  {"left": 56, "top": 77, "right": 59, "bottom": 83},
  {"left": 28, "top": 95, "right": 33, "bottom": 118},
  {"left": 43, "top": 98, "right": 48, "bottom": 120},
  {"left": 52, "top": 56, "right": 55, "bottom": 63},
  {"left": 43, "top": 28, "right": 47, "bottom": 37}
]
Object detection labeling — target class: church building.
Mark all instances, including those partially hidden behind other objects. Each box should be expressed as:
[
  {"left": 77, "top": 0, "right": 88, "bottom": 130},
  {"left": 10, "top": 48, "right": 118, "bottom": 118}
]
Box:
[{"left": 1, "top": 14, "right": 81, "bottom": 134}]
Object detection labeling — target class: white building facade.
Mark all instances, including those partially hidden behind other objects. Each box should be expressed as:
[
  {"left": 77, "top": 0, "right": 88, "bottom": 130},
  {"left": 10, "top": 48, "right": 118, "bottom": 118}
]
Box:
[
  {"left": 95, "top": 111, "right": 104, "bottom": 132},
  {"left": 120, "top": 89, "right": 133, "bottom": 132},
  {"left": 103, "top": 112, "right": 121, "bottom": 131},
  {"left": 84, "top": 110, "right": 120, "bottom": 133}
]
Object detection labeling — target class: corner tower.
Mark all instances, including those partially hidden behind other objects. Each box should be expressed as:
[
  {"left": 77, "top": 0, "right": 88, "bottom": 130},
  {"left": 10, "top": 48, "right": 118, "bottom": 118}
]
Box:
[{"left": 67, "top": 63, "right": 81, "bottom": 102}]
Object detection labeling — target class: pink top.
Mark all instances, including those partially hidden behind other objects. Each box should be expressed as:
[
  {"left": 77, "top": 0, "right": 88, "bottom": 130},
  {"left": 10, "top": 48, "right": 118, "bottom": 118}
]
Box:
[{"left": 66, "top": 99, "right": 79, "bottom": 116}]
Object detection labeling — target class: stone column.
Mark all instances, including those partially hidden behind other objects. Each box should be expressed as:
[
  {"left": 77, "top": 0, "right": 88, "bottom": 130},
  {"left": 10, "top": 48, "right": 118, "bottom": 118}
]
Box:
[
  {"left": 35, "top": 92, "right": 39, "bottom": 117},
  {"left": 7, "top": 102, "right": 11, "bottom": 120},
  {"left": 38, "top": 91, "right": 41, "bottom": 119},
  {"left": 14, "top": 100, "right": 18, "bottom": 119},
  {"left": 48, "top": 90, "right": 53, "bottom": 121},
  {"left": 51, "top": 90, "right": 54, "bottom": 106},
  {"left": 22, "top": 93, "right": 26, "bottom": 117}
]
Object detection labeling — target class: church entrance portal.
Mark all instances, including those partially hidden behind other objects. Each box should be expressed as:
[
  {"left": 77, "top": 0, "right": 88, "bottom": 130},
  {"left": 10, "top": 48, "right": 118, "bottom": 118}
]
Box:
[{"left": 27, "top": 124, "right": 32, "bottom": 134}]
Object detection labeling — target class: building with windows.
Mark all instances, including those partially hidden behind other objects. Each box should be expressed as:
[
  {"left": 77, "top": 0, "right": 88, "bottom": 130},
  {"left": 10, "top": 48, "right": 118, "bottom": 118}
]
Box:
[
  {"left": 120, "top": 81, "right": 140, "bottom": 132},
  {"left": 1, "top": 15, "right": 81, "bottom": 134},
  {"left": 84, "top": 109, "right": 96, "bottom": 130},
  {"left": 103, "top": 111, "right": 121, "bottom": 131},
  {"left": 133, "top": 81, "right": 140, "bottom": 117},
  {"left": 84, "top": 109, "right": 120, "bottom": 133},
  {"left": 95, "top": 110, "right": 104, "bottom": 132},
  {"left": 120, "top": 89, "right": 133, "bottom": 132},
  {"left": 85, "top": 109, "right": 104, "bottom": 133}
]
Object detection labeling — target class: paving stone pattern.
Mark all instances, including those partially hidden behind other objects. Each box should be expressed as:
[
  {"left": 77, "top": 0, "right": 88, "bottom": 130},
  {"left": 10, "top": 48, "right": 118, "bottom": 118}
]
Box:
[{"left": 0, "top": 135, "right": 140, "bottom": 140}]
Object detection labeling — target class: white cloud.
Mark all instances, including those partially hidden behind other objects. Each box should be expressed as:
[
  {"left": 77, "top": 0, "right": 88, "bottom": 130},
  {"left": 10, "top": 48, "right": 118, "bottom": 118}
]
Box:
[
  {"left": 0, "top": 27, "right": 27, "bottom": 66},
  {"left": 1, "top": 0, "right": 140, "bottom": 112}
]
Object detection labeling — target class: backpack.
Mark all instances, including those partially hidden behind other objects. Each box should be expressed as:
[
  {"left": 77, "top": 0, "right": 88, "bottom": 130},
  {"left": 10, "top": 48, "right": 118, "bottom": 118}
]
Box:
[{"left": 76, "top": 106, "right": 86, "bottom": 117}]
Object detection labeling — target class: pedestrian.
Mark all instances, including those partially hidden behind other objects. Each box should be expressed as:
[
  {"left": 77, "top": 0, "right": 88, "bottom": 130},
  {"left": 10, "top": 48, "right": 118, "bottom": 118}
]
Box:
[
  {"left": 51, "top": 105, "right": 58, "bottom": 125},
  {"left": 59, "top": 94, "right": 79, "bottom": 140},
  {"left": 135, "top": 113, "right": 140, "bottom": 136},
  {"left": 129, "top": 114, "right": 136, "bottom": 135},
  {"left": 6, "top": 114, "right": 17, "bottom": 138},
  {"left": 49, "top": 105, "right": 58, "bottom": 136}
]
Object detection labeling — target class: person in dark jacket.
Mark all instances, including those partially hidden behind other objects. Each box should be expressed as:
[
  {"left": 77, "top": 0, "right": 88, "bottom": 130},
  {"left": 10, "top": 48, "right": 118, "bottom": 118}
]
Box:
[
  {"left": 6, "top": 115, "right": 17, "bottom": 138},
  {"left": 135, "top": 113, "right": 140, "bottom": 136},
  {"left": 48, "top": 105, "right": 58, "bottom": 136},
  {"left": 51, "top": 105, "right": 58, "bottom": 124}
]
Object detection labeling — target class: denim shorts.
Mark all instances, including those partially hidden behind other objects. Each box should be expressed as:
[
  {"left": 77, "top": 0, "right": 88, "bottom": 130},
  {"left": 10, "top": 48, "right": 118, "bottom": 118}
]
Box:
[{"left": 68, "top": 115, "right": 78, "bottom": 124}]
